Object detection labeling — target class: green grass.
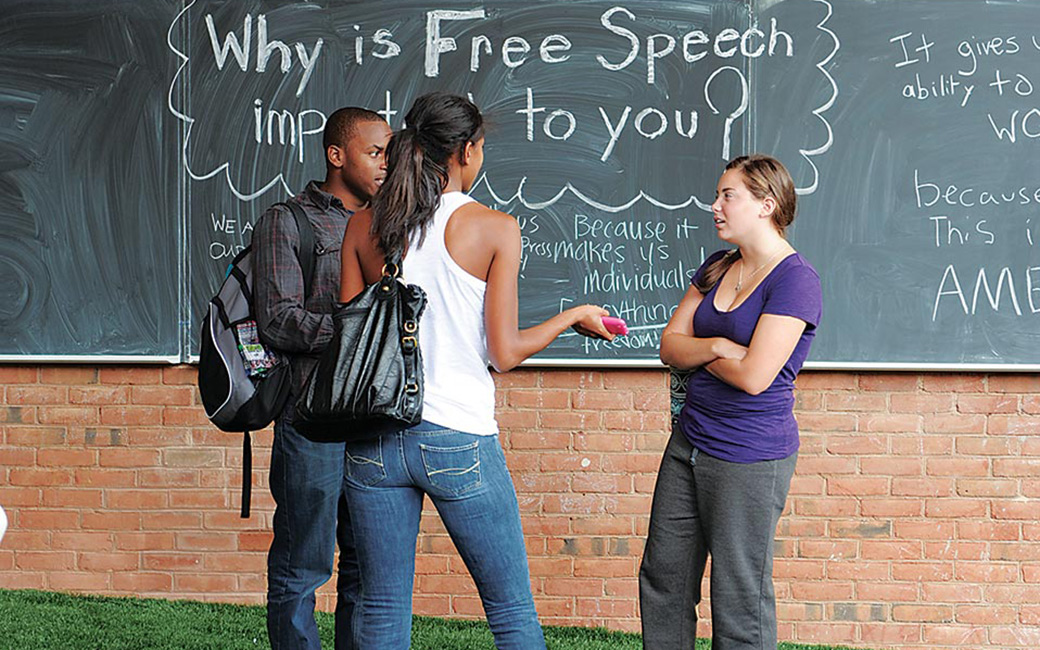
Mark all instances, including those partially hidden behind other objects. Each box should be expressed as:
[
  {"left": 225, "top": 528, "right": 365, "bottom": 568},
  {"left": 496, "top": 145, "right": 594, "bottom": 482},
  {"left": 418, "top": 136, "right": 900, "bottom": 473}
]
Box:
[{"left": 0, "top": 589, "right": 866, "bottom": 650}]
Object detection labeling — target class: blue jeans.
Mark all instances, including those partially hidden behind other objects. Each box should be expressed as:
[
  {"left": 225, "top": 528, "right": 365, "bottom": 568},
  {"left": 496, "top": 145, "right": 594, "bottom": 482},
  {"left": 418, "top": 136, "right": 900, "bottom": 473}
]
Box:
[
  {"left": 342, "top": 421, "right": 545, "bottom": 650},
  {"left": 267, "top": 411, "right": 359, "bottom": 650}
]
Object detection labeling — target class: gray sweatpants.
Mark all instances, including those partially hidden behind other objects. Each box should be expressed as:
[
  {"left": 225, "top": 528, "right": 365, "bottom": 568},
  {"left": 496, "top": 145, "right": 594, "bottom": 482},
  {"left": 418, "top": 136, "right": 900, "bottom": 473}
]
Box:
[{"left": 639, "top": 431, "right": 797, "bottom": 650}]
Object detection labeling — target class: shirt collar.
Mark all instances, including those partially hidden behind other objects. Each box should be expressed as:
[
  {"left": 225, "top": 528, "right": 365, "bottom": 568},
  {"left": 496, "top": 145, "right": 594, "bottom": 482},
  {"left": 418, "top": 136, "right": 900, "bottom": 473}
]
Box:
[{"left": 303, "top": 180, "right": 354, "bottom": 215}]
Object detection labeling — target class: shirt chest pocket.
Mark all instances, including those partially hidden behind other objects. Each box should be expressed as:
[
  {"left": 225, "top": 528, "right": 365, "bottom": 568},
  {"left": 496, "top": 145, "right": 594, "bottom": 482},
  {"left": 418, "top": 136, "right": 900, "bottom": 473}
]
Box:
[{"left": 304, "top": 233, "right": 342, "bottom": 309}]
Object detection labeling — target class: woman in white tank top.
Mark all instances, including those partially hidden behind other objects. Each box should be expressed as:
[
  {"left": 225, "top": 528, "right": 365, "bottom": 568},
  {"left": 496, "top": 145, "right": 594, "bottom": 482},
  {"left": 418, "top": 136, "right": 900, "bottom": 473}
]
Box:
[{"left": 337, "top": 92, "right": 615, "bottom": 649}]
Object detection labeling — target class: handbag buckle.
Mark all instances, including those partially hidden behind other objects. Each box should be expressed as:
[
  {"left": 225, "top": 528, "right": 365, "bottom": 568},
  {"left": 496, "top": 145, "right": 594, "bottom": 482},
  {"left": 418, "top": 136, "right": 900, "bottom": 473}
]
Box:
[
  {"left": 405, "top": 382, "right": 420, "bottom": 394},
  {"left": 401, "top": 336, "right": 418, "bottom": 353},
  {"left": 403, "top": 320, "right": 418, "bottom": 334}
]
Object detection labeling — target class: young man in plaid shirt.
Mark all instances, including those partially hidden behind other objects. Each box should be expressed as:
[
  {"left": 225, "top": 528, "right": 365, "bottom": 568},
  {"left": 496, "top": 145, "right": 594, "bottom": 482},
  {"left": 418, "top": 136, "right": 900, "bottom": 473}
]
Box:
[{"left": 252, "top": 107, "right": 391, "bottom": 650}]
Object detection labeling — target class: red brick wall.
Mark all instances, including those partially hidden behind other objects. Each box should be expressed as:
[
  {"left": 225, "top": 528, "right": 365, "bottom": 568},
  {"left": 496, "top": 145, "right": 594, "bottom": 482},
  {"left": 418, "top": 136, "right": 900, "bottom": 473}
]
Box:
[{"left": 1, "top": 365, "right": 1039, "bottom": 648}]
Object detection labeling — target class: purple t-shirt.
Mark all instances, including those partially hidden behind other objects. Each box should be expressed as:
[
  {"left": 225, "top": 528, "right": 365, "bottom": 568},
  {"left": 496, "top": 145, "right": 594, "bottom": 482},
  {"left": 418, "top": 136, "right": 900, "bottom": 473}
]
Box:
[{"left": 679, "top": 249, "right": 822, "bottom": 463}]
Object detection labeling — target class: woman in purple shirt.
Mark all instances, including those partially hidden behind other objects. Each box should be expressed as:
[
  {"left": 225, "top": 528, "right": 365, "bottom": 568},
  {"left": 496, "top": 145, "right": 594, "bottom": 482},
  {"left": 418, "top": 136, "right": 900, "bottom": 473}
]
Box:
[{"left": 640, "top": 155, "right": 822, "bottom": 650}]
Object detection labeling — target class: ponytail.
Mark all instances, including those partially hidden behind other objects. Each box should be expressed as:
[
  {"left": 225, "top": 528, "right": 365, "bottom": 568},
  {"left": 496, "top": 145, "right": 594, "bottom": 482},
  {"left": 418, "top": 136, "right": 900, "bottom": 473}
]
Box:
[
  {"left": 693, "top": 250, "right": 740, "bottom": 294},
  {"left": 371, "top": 93, "right": 484, "bottom": 257}
]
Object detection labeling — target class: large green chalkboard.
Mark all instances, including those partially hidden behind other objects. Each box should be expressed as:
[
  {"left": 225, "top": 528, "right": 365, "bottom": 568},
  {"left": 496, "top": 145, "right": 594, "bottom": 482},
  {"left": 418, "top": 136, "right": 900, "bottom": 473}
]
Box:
[{"left": 1, "top": 0, "right": 1038, "bottom": 368}]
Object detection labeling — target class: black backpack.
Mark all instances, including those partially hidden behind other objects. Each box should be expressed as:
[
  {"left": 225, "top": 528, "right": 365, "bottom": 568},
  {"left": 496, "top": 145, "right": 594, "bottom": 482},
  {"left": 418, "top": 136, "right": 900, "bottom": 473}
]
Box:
[{"left": 198, "top": 201, "right": 314, "bottom": 517}]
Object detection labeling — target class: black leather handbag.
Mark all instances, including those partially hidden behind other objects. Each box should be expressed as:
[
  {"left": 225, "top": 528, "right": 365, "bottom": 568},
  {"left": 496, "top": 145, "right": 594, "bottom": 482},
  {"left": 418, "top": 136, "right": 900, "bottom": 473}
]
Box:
[{"left": 294, "top": 256, "right": 426, "bottom": 441}]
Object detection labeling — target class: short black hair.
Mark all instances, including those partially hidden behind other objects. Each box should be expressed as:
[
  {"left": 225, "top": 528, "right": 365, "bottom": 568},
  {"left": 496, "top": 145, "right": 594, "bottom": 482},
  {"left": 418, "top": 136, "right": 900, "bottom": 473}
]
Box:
[{"left": 323, "top": 107, "right": 384, "bottom": 150}]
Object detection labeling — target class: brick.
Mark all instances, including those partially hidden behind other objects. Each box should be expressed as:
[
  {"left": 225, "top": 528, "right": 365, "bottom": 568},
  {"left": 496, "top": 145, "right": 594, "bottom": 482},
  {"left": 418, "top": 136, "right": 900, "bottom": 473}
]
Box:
[
  {"left": 113, "top": 572, "right": 172, "bottom": 592},
  {"left": 923, "top": 413, "right": 986, "bottom": 434},
  {"left": 602, "top": 370, "right": 664, "bottom": 390},
  {"left": 99, "top": 367, "right": 161, "bottom": 385},
  {"left": 957, "top": 521, "right": 1021, "bottom": 541},
  {"left": 16, "top": 551, "right": 76, "bottom": 571},
  {"left": 992, "top": 500, "right": 1040, "bottom": 520},
  {"left": 924, "top": 498, "right": 987, "bottom": 518},
  {"left": 571, "top": 391, "right": 633, "bottom": 411},
  {"left": 958, "top": 393, "right": 1020, "bottom": 414},
  {"left": 82, "top": 511, "right": 143, "bottom": 531},
  {"left": 9, "top": 468, "right": 74, "bottom": 487},
  {"left": 132, "top": 386, "right": 195, "bottom": 406},
  {"left": 37, "top": 448, "right": 97, "bottom": 467},
  {"left": 115, "top": 533, "right": 176, "bottom": 551},
  {"left": 825, "top": 434, "right": 887, "bottom": 455},
  {"left": 890, "top": 394, "right": 954, "bottom": 413},
  {"left": 69, "top": 386, "right": 130, "bottom": 405},
  {"left": 990, "top": 625, "right": 1040, "bottom": 647},
  {"left": 858, "top": 373, "right": 919, "bottom": 392},
  {"left": 987, "top": 374, "right": 1040, "bottom": 393},
  {"left": 921, "top": 373, "right": 984, "bottom": 392},
  {"left": 539, "top": 410, "right": 601, "bottom": 431},
  {"left": 79, "top": 552, "right": 141, "bottom": 572},
  {"left": 796, "top": 413, "right": 857, "bottom": 432},
  {"left": 892, "top": 478, "right": 954, "bottom": 497},
  {"left": 7, "top": 386, "right": 68, "bottom": 405},
  {"left": 956, "top": 479, "right": 1018, "bottom": 498},
  {"left": 48, "top": 572, "right": 112, "bottom": 591},
  {"left": 921, "top": 624, "right": 987, "bottom": 645},
  {"left": 923, "top": 582, "right": 983, "bottom": 602},
  {"left": 41, "top": 488, "right": 103, "bottom": 508},
  {"left": 859, "top": 414, "right": 921, "bottom": 433},
  {"left": 162, "top": 448, "right": 223, "bottom": 467},
  {"left": 994, "top": 458, "right": 1040, "bottom": 477},
  {"left": 859, "top": 622, "right": 922, "bottom": 645},
  {"left": 826, "top": 477, "right": 889, "bottom": 497},
  {"left": 923, "top": 541, "right": 987, "bottom": 561},
  {"left": 795, "top": 457, "right": 857, "bottom": 475},
  {"left": 860, "top": 499, "right": 922, "bottom": 518},
  {"left": 825, "top": 393, "right": 886, "bottom": 412},
  {"left": 989, "top": 416, "right": 1040, "bottom": 435},
  {"left": 956, "top": 435, "right": 1020, "bottom": 456},
  {"left": 38, "top": 407, "right": 99, "bottom": 425},
  {"left": 491, "top": 371, "right": 537, "bottom": 389},
  {"left": 542, "top": 370, "right": 605, "bottom": 389},
  {"left": 956, "top": 562, "right": 1019, "bottom": 583},
  {"left": 162, "top": 365, "right": 198, "bottom": 386},
  {"left": 891, "top": 434, "right": 953, "bottom": 455},
  {"left": 75, "top": 468, "right": 136, "bottom": 487},
  {"left": 106, "top": 490, "right": 169, "bottom": 509},
  {"left": 795, "top": 373, "right": 857, "bottom": 390},
  {"left": 892, "top": 604, "right": 953, "bottom": 622},
  {"left": 798, "top": 540, "right": 857, "bottom": 559},
  {"left": 861, "top": 457, "right": 922, "bottom": 476},
  {"left": 175, "top": 574, "right": 237, "bottom": 592},
  {"left": 0, "top": 366, "right": 39, "bottom": 383},
  {"left": 0, "top": 406, "right": 35, "bottom": 424},
  {"left": 861, "top": 540, "right": 922, "bottom": 561},
  {"left": 507, "top": 389, "right": 569, "bottom": 409},
  {"left": 0, "top": 487, "right": 40, "bottom": 508},
  {"left": 162, "top": 407, "right": 211, "bottom": 426},
  {"left": 97, "top": 448, "right": 161, "bottom": 468},
  {"left": 925, "top": 457, "right": 989, "bottom": 477}
]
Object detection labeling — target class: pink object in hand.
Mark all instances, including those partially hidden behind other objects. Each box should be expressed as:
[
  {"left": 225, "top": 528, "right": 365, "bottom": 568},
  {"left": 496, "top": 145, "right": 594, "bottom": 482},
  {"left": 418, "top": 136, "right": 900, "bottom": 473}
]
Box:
[{"left": 602, "top": 316, "right": 628, "bottom": 335}]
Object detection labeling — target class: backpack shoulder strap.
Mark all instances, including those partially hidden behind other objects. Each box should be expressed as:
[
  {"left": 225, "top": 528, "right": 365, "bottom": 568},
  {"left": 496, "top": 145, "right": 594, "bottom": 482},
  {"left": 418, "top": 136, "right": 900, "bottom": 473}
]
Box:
[{"left": 273, "top": 201, "right": 316, "bottom": 301}]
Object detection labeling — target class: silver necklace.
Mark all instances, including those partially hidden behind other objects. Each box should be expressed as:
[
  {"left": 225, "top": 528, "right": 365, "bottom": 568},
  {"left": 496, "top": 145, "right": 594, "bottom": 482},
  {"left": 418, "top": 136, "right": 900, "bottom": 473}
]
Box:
[{"left": 734, "top": 248, "right": 787, "bottom": 293}]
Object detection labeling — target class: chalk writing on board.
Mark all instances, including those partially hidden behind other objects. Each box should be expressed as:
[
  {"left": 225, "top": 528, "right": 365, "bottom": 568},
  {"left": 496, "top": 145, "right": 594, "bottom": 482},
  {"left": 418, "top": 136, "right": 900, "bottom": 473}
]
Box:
[
  {"left": 168, "top": 0, "right": 839, "bottom": 208},
  {"left": 887, "top": 26, "right": 1040, "bottom": 323}
]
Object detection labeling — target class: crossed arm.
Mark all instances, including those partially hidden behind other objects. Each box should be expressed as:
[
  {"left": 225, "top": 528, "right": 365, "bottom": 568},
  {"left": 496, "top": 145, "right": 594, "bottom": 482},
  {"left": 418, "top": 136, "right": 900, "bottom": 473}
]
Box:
[{"left": 659, "top": 284, "right": 807, "bottom": 396}]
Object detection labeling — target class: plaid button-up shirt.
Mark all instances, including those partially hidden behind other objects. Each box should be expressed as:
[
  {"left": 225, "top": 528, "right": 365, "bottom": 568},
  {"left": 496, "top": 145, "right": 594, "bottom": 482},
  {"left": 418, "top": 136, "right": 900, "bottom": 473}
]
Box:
[{"left": 252, "top": 181, "right": 354, "bottom": 405}]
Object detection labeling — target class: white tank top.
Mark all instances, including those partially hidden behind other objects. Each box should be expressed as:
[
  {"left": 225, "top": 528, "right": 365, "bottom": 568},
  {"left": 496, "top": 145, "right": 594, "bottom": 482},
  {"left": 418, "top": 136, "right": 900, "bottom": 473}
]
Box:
[{"left": 404, "top": 192, "right": 498, "bottom": 436}]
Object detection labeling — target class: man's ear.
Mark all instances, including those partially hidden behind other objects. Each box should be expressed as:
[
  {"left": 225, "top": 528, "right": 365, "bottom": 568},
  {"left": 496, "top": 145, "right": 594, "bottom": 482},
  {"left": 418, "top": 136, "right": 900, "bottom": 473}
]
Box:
[{"left": 327, "top": 144, "right": 344, "bottom": 169}]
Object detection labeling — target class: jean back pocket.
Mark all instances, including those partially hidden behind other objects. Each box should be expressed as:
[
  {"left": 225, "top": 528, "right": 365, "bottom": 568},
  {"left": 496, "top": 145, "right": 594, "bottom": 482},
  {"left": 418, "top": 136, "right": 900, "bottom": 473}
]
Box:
[
  {"left": 419, "top": 441, "right": 481, "bottom": 496},
  {"left": 344, "top": 438, "right": 386, "bottom": 487}
]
